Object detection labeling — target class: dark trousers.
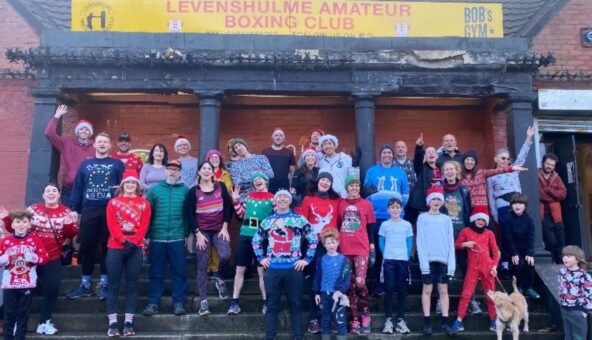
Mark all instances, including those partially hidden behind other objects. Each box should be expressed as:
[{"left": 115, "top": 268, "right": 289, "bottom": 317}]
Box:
[
  {"left": 264, "top": 268, "right": 304, "bottom": 340},
  {"left": 307, "top": 242, "right": 326, "bottom": 323},
  {"left": 4, "top": 289, "right": 32, "bottom": 340},
  {"left": 319, "top": 292, "right": 347, "bottom": 335},
  {"left": 497, "top": 206, "right": 511, "bottom": 262},
  {"left": 106, "top": 247, "right": 143, "bottom": 315},
  {"left": 510, "top": 257, "right": 535, "bottom": 290},
  {"left": 79, "top": 207, "right": 109, "bottom": 276},
  {"left": 383, "top": 259, "right": 410, "bottom": 320},
  {"left": 372, "top": 219, "right": 387, "bottom": 292},
  {"left": 148, "top": 240, "right": 187, "bottom": 305},
  {"left": 61, "top": 185, "right": 73, "bottom": 209},
  {"left": 562, "top": 307, "right": 588, "bottom": 340},
  {"left": 542, "top": 214, "right": 565, "bottom": 264},
  {"left": 37, "top": 259, "right": 62, "bottom": 323}
]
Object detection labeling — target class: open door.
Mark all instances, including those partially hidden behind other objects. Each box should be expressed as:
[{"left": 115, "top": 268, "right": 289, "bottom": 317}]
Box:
[{"left": 553, "top": 135, "right": 585, "bottom": 246}]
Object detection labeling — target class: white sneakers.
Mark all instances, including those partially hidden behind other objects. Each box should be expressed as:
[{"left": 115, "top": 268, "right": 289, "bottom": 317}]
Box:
[{"left": 36, "top": 320, "right": 58, "bottom": 335}]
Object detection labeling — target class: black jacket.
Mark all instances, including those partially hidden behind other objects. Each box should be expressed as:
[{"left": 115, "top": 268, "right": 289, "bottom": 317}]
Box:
[
  {"left": 408, "top": 145, "right": 437, "bottom": 210},
  {"left": 502, "top": 210, "right": 535, "bottom": 257}
]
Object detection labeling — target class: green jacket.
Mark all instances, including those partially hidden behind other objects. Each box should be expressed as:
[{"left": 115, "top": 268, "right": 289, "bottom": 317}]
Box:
[{"left": 146, "top": 180, "right": 189, "bottom": 241}]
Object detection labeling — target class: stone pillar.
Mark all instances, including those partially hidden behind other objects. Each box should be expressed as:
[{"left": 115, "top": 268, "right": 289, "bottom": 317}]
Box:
[
  {"left": 25, "top": 88, "right": 60, "bottom": 205},
  {"left": 506, "top": 92, "right": 544, "bottom": 254},
  {"left": 197, "top": 91, "right": 224, "bottom": 162},
  {"left": 353, "top": 92, "right": 379, "bottom": 179}
]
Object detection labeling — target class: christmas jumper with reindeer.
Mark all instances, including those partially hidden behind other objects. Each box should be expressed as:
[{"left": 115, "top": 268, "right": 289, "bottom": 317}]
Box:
[{"left": 298, "top": 194, "right": 341, "bottom": 237}]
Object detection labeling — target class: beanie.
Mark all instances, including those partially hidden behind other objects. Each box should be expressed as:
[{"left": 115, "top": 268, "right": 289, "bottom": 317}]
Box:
[
  {"left": 318, "top": 134, "right": 339, "bottom": 150},
  {"left": 317, "top": 171, "right": 334, "bottom": 183},
  {"left": 344, "top": 175, "right": 360, "bottom": 190},
  {"left": 120, "top": 169, "right": 140, "bottom": 185},
  {"left": 75, "top": 120, "right": 94, "bottom": 137},
  {"left": 470, "top": 206, "right": 490, "bottom": 225},
  {"left": 426, "top": 187, "right": 445, "bottom": 205},
  {"left": 231, "top": 137, "right": 249, "bottom": 151},
  {"left": 174, "top": 135, "right": 191, "bottom": 151},
  {"left": 298, "top": 148, "right": 318, "bottom": 167},
  {"left": 205, "top": 149, "right": 223, "bottom": 162},
  {"left": 462, "top": 150, "right": 479, "bottom": 165},
  {"left": 251, "top": 171, "right": 269, "bottom": 184},
  {"left": 379, "top": 144, "right": 394, "bottom": 155},
  {"left": 274, "top": 189, "right": 292, "bottom": 203}
]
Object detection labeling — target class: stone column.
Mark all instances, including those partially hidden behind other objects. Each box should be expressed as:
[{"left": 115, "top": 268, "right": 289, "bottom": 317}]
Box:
[
  {"left": 197, "top": 91, "right": 224, "bottom": 161},
  {"left": 506, "top": 92, "right": 544, "bottom": 253},
  {"left": 25, "top": 87, "right": 60, "bottom": 205},
  {"left": 353, "top": 92, "right": 380, "bottom": 179}
]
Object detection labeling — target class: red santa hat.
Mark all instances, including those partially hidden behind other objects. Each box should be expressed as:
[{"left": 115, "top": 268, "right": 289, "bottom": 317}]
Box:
[
  {"left": 426, "top": 187, "right": 444, "bottom": 205},
  {"left": 271, "top": 127, "right": 285, "bottom": 137},
  {"left": 120, "top": 169, "right": 140, "bottom": 185},
  {"left": 470, "top": 206, "right": 490, "bottom": 225},
  {"left": 75, "top": 120, "right": 94, "bottom": 136},
  {"left": 174, "top": 135, "right": 191, "bottom": 150}
]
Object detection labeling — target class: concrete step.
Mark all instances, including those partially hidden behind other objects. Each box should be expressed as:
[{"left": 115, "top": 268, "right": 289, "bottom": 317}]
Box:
[
  {"left": 28, "top": 312, "right": 554, "bottom": 333},
  {"left": 30, "top": 294, "right": 549, "bottom": 314},
  {"left": 57, "top": 277, "right": 516, "bottom": 296},
  {"left": 26, "top": 331, "right": 564, "bottom": 339}
]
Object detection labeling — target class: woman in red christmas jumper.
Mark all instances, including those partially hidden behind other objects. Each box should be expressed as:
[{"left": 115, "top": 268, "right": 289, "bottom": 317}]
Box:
[
  {"left": 0, "top": 183, "right": 79, "bottom": 335},
  {"left": 338, "top": 175, "right": 376, "bottom": 334},
  {"left": 460, "top": 150, "right": 527, "bottom": 226},
  {"left": 298, "top": 171, "right": 342, "bottom": 334},
  {"left": 450, "top": 206, "right": 500, "bottom": 334},
  {"left": 105, "top": 170, "right": 152, "bottom": 336}
]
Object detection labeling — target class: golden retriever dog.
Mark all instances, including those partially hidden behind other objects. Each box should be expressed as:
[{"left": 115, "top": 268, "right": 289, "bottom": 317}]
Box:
[{"left": 486, "top": 276, "right": 529, "bottom": 340}]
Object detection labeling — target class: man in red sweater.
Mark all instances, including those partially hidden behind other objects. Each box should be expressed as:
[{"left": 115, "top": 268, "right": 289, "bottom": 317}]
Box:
[
  {"left": 111, "top": 133, "right": 143, "bottom": 174},
  {"left": 538, "top": 153, "right": 567, "bottom": 264},
  {"left": 44, "top": 105, "right": 95, "bottom": 207}
]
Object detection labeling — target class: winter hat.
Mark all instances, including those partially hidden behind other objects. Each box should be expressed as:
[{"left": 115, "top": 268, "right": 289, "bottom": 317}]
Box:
[
  {"left": 231, "top": 137, "right": 249, "bottom": 151},
  {"left": 298, "top": 148, "right": 318, "bottom": 167},
  {"left": 317, "top": 171, "right": 334, "bottom": 183},
  {"left": 344, "top": 175, "right": 360, "bottom": 190},
  {"left": 75, "top": 120, "right": 94, "bottom": 136},
  {"left": 470, "top": 206, "right": 490, "bottom": 225},
  {"left": 426, "top": 187, "right": 445, "bottom": 205},
  {"left": 120, "top": 169, "right": 140, "bottom": 185},
  {"left": 462, "top": 150, "right": 479, "bottom": 165},
  {"left": 379, "top": 144, "right": 394, "bottom": 155},
  {"left": 251, "top": 171, "right": 269, "bottom": 184},
  {"left": 271, "top": 128, "right": 285, "bottom": 137},
  {"left": 174, "top": 135, "right": 191, "bottom": 150},
  {"left": 318, "top": 134, "right": 339, "bottom": 149},
  {"left": 166, "top": 159, "right": 182, "bottom": 169},
  {"left": 274, "top": 189, "right": 292, "bottom": 203},
  {"left": 205, "top": 149, "right": 223, "bottom": 162}
]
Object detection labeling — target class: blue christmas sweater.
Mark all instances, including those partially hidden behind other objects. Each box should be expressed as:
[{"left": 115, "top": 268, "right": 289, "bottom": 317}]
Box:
[
  {"left": 70, "top": 157, "right": 125, "bottom": 213},
  {"left": 252, "top": 211, "right": 317, "bottom": 269},
  {"left": 364, "top": 164, "right": 410, "bottom": 220}
]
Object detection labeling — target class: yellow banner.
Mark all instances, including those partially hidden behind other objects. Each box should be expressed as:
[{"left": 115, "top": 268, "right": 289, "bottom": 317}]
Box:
[{"left": 71, "top": 0, "right": 503, "bottom": 38}]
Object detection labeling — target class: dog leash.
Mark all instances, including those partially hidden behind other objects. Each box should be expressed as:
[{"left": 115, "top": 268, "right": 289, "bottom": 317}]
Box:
[{"left": 494, "top": 274, "right": 508, "bottom": 294}]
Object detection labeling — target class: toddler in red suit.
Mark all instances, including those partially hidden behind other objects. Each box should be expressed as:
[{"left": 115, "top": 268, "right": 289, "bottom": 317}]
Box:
[{"left": 450, "top": 206, "right": 500, "bottom": 333}]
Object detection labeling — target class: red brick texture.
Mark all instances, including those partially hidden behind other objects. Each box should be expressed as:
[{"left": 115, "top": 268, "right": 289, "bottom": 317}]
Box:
[{"left": 532, "top": 0, "right": 592, "bottom": 89}]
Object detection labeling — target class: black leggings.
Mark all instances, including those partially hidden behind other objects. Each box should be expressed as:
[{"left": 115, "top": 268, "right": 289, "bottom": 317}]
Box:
[
  {"left": 81, "top": 241, "right": 108, "bottom": 276},
  {"left": 37, "top": 259, "right": 62, "bottom": 323}
]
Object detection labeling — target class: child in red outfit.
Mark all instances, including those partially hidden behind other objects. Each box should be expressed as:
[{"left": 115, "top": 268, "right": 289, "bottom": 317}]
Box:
[
  {"left": 451, "top": 206, "right": 500, "bottom": 333},
  {"left": 0, "top": 210, "right": 49, "bottom": 340}
]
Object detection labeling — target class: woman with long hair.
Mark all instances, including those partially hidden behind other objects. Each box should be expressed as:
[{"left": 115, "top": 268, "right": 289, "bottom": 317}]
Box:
[
  {"left": 0, "top": 183, "right": 79, "bottom": 335},
  {"left": 139, "top": 143, "right": 169, "bottom": 191},
  {"left": 290, "top": 148, "right": 319, "bottom": 204},
  {"left": 105, "top": 170, "right": 152, "bottom": 336},
  {"left": 186, "top": 161, "right": 233, "bottom": 316}
]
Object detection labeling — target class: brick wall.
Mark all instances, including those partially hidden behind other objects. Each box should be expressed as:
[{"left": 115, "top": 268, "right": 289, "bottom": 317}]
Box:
[
  {"left": 532, "top": 0, "right": 592, "bottom": 89},
  {"left": 0, "top": 3, "right": 39, "bottom": 209}
]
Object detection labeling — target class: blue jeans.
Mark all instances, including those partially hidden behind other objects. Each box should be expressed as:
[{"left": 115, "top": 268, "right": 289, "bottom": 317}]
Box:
[
  {"left": 319, "top": 292, "right": 347, "bottom": 335},
  {"left": 148, "top": 240, "right": 187, "bottom": 305}
]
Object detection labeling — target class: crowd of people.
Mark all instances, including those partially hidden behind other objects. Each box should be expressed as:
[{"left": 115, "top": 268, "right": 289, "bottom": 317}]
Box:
[{"left": 0, "top": 104, "right": 590, "bottom": 340}]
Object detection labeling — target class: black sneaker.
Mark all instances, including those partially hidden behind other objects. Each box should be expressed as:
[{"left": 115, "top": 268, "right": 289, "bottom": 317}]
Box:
[
  {"left": 142, "top": 304, "right": 159, "bottom": 317},
  {"left": 122, "top": 322, "right": 135, "bottom": 336},
  {"left": 423, "top": 319, "right": 433, "bottom": 336},
  {"left": 442, "top": 322, "right": 454, "bottom": 336},
  {"left": 107, "top": 323, "right": 120, "bottom": 337}
]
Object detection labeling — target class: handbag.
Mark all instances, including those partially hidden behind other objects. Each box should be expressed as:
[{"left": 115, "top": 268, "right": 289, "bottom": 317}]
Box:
[{"left": 45, "top": 207, "right": 74, "bottom": 266}]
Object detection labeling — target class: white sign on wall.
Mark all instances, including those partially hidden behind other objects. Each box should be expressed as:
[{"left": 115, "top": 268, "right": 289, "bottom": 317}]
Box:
[{"left": 539, "top": 89, "right": 592, "bottom": 111}]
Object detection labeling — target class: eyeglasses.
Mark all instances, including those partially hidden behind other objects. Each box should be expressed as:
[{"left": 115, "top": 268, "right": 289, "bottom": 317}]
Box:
[{"left": 499, "top": 157, "right": 511, "bottom": 161}]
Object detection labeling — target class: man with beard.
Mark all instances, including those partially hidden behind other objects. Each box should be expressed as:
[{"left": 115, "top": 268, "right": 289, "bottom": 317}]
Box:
[
  {"left": 110, "top": 133, "right": 143, "bottom": 174},
  {"left": 262, "top": 128, "right": 296, "bottom": 193},
  {"left": 394, "top": 141, "right": 417, "bottom": 190},
  {"left": 44, "top": 105, "right": 95, "bottom": 206},
  {"left": 318, "top": 134, "right": 359, "bottom": 198},
  {"left": 66, "top": 133, "right": 124, "bottom": 300},
  {"left": 538, "top": 153, "right": 567, "bottom": 264},
  {"left": 437, "top": 134, "right": 463, "bottom": 168},
  {"left": 142, "top": 160, "right": 189, "bottom": 316}
]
